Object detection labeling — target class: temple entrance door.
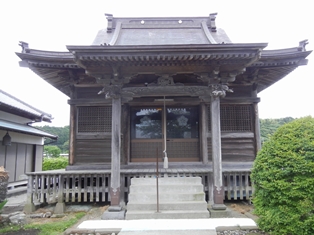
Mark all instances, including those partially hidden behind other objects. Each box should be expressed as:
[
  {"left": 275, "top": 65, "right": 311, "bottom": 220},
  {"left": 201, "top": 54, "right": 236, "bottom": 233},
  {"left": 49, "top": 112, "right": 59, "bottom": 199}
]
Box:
[{"left": 130, "top": 106, "right": 200, "bottom": 162}]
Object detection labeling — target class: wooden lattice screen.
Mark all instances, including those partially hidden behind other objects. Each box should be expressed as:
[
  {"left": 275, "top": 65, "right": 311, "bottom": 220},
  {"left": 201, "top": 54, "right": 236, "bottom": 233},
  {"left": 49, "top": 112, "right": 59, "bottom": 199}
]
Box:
[
  {"left": 208, "top": 105, "right": 253, "bottom": 132},
  {"left": 77, "top": 106, "right": 112, "bottom": 133}
]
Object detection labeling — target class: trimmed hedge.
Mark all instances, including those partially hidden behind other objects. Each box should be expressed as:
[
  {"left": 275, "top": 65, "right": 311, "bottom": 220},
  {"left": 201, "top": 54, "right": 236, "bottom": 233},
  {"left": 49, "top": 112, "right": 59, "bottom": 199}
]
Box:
[
  {"left": 251, "top": 116, "right": 314, "bottom": 235},
  {"left": 43, "top": 157, "right": 68, "bottom": 171}
]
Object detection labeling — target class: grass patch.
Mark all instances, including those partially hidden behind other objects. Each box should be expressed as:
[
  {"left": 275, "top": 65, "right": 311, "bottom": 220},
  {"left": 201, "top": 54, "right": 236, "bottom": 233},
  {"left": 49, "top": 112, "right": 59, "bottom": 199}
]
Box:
[
  {"left": 0, "top": 224, "right": 23, "bottom": 234},
  {"left": 0, "top": 212, "right": 85, "bottom": 235},
  {"left": 25, "top": 212, "right": 85, "bottom": 235}
]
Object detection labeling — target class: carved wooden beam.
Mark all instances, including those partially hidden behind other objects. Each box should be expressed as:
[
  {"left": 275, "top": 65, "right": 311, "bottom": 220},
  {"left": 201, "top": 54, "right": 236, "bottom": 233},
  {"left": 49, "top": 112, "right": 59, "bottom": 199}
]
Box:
[
  {"left": 98, "top": 85, "right": 134, "bottom": 102},
  {"left": 211, "top": 84, "right": 233, "bottom": 98},
  {"left": 195, "top": 68, "right": 220, "bottom": 85},
  {"left": 123, "top": 85, "right": 211, "bottom": 97}
]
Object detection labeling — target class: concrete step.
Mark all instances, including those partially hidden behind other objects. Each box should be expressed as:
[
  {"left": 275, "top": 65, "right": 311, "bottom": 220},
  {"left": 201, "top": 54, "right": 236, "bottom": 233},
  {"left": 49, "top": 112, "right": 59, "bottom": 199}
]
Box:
[
  {"left": 127, "top": 201, "right": 208, "bottom": 211},
  {"left": 131, "top": 177, "right": 202, "bottom": 185},
  {"left": 125, "top": 210, "right": 210, "bottom": 220},
  {"left": 128, "top": 192, "right": 205, "bottom": 202},
  {"left": 126, "top": 177, "right": 208, "bottom": 220},
  {"left": 6, "top": 186, "right": 27, "bottom": 197},
  {"left": 129, "top": 184, "right": 204, "bottom": 193}
]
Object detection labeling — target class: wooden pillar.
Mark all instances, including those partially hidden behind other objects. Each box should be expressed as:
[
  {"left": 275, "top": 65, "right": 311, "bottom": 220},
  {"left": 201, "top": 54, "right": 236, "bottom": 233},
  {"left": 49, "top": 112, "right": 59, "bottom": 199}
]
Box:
[
  {"left": 253, "top": 103, "right": 262, "bottom": 152},
  {"left": 110, "top": 96, "right": 121, "bottom": 207},
  {"left": 69, "top": 104, "right": 76, "bottom": 165},
  {"left": 200, "top": 103, "right": 209, "bottom": 164},
  {"left": 252, "top": 90, "right": 262, "bottom": 152},
  {"left": 122, "top": 104, "right": 130, "bottom": 164},
  {"left": 210, "top": 96, "right": 226, "bottom": 209}
]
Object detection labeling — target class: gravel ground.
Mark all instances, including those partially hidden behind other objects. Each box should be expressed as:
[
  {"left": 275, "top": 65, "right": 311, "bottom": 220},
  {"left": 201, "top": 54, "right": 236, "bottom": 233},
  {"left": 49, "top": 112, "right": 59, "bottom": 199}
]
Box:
[{"left": 217, "top": 230, "right": 268, "bottom": 235}]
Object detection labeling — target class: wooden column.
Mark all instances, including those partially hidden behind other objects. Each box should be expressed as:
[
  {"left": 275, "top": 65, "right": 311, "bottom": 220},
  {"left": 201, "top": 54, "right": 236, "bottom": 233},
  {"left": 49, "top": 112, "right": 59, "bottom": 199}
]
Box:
[
  {"left": 252, "top": 90, "right": 262, "bottom": 152},
  {"left": 69, "top": 104, "right": 76, "bottom": 165},
  {"left": 69, "top": 86, "right": 76, "bottom": 166},
  {"left": 200, "top": 103, "right": 209, "bottom": 164},
  {"left": 110, "top": 96, "right": 121, "bottom": 207},
  {"left": 210, "top": 96, "right": 226, "bottom": 209},
  {"left": 253, "top": 103, "right": 262, "bottom": 152},
  {"left": 122, "top": 104, "right": 130, "bottom": 164}
]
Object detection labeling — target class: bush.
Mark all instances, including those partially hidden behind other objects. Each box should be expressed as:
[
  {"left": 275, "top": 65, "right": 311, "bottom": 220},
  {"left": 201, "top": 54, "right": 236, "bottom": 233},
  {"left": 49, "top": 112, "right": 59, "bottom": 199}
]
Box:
[
  {"left": 43, "top": 157, "right": 68, "bottom": 171},
  {"left": 44, "top": 145, "right": 61, "bottom": 158},
  {"left": 251, "top": 116, "right": 314, "bottom": 235}
]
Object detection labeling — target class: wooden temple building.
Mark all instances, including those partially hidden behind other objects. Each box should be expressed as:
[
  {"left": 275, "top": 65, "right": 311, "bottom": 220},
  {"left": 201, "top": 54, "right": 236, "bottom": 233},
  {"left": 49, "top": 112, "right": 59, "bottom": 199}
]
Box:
[{"left": 16, "top": 14, "right": 311, "bottom": 213}]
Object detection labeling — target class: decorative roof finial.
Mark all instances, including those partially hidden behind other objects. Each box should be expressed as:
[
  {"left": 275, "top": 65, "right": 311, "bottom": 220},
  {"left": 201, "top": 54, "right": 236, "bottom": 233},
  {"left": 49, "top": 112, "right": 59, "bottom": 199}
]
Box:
[
  {"left": 299, "top": 39, "right": 308, "bottom": 52},
  {"left": 105, "top": 13, "right": 113, "bottom": 33},
  {"left": 209, "top": 13, "right": 217, "bottom": 32},
  {"left": 19, "top": 41, "right": 29, "bottom": 53}
]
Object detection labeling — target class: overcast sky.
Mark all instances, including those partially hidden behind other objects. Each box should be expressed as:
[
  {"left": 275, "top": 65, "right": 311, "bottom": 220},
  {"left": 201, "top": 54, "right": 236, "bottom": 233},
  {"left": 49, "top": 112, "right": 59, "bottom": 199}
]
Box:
[{"left": 1, "top": 0, "right": 313, "bottom": 127}]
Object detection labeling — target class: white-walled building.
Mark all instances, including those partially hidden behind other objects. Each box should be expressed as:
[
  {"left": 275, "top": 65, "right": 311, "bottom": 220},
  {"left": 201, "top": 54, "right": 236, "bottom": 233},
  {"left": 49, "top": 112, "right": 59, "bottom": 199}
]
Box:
[{"left": 0, "top": 89, "right": 57, "bottom": 183}]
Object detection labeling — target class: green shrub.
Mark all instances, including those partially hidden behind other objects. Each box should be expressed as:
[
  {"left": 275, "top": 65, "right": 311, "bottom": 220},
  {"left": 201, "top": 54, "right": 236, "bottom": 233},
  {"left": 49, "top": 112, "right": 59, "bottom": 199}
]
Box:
[
  {"left": 251, "top": 116, "right": 314, "bottom": 235},
  {"left": 0, "top": 200, "right": 7, "bottom": 211},
  {"left": 44, "top": 145, "right": 61, "bottom": 158},
  {"left": 43, "top": 157, "right": 68, "bottom": 171}
]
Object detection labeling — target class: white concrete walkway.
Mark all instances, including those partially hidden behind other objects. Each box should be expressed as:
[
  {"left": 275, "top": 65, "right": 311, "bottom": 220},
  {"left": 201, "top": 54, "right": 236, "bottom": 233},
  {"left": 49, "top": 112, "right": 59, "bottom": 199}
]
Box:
[{"left": 78, "top": 218, "right": 257, "bottom": 234}]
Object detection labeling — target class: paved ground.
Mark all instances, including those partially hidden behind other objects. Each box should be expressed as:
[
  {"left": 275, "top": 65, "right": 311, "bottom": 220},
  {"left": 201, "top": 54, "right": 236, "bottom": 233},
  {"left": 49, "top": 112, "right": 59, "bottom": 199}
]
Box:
[
  {"left": 78, "top": 218, "right": 257, "bottom": 233},
  {"left": 1, "top": 193, "right": 26, "bottom": 214}
]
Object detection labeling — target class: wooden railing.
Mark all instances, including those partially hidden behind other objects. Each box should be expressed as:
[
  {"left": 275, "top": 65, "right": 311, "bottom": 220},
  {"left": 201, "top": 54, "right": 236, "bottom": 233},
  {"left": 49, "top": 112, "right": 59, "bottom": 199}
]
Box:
[
  {"left": 24, "top": 169, "right": 253, "bottom": 212},
  {"left": 26, "top": 172, "right": 111, "bottom": 206},
  {"left": 223, "top": 171, "right": 253, "bottom": 200}
]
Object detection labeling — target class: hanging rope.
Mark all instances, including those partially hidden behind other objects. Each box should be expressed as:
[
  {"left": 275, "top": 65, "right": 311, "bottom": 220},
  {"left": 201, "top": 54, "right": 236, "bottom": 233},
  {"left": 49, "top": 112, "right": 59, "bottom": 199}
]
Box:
[{"left": 163, "top": 96, "right": 168, "bottom": 169}]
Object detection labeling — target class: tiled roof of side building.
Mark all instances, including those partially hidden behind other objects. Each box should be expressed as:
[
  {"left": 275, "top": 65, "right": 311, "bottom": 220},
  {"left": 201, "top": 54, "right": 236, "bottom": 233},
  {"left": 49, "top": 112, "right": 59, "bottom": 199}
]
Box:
[
  {"left": 0, "top": 119, "right": 57, "bottom": 139},
  {"left": 0, "top": 89, "right": 53, "bottom": 123}
]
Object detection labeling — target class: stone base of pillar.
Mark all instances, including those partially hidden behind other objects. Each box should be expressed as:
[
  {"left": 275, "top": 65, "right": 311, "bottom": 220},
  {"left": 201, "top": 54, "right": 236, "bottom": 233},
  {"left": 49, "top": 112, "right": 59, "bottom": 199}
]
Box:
[
  {"left": 212, "top": 203, "right": 227, "bottom": 210},
  {"left": 24, "top": 203, "right": 36, "bottom": 213},
  {"left": 101, "top": 209, "right": 125, "bottom": 220},
  {"left": 54, "top": 202, "right": 65, "bottom": 214},
  {"left": 108, "top": 206, "right": 122, "bottom": 212},
  {"left": 209, "top": 208, "right": 231, "bottom": 218}
]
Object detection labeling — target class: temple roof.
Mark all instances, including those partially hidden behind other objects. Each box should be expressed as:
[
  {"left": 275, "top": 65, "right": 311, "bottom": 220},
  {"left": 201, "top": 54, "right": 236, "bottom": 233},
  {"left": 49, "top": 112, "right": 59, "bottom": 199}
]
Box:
[
  {"left": 15, "top": 14, "right": 311, "bottom": 98},
  {"left": 92, "top": 14, "right": 232, "bottom": 46}
]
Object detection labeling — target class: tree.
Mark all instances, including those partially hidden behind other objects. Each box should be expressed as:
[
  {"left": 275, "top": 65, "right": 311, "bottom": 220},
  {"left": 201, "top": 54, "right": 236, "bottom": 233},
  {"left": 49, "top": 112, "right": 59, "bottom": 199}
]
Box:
[
  {"left": 44, "top": 145, "right": 61, "bottom": 158},
  {"left": 37, "top": 125, "right": 69, "bottom": 153},
  {"left": 259, "top": 117, "right": 294, "bottom": 144},
  {"left": 251, "top": 116, "right": 314, "bottom": 235}
]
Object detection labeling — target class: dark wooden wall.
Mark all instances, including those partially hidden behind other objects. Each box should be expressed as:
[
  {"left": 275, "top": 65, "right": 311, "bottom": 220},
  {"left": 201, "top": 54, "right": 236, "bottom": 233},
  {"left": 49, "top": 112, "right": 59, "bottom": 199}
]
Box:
[
  {"left": 75, "top": 139, "right": 111, "bottom": 163},
  {"left": 207, "top": 103, "right": 257, "bottom": 162},
  {"left": 208, "top": 135, "right": 256, "bottom": 162},
  {"left": 72, "top": 102, "right": 258, "bottom": 165}
]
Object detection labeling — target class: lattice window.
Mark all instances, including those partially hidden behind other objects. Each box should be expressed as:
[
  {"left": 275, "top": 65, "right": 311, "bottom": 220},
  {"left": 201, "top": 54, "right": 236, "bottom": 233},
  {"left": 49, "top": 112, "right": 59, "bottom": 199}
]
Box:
[
  {"left": 208, "top": 105, "right": 253, "bottom": 132},
  {"left": 77, "top": 106, "right": 112, "bottom": 133}
]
